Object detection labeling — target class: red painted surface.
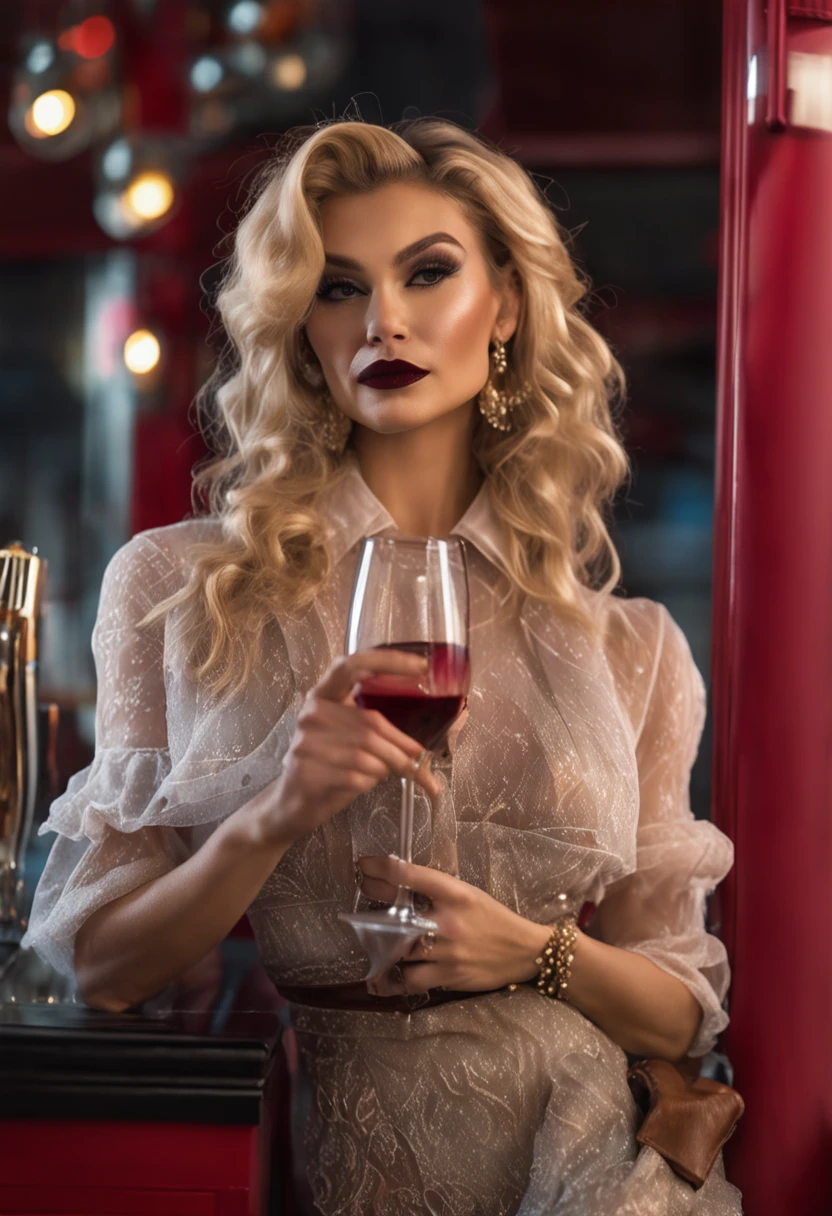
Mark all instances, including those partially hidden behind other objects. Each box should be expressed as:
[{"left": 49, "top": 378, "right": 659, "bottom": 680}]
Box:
[
  {"left": 0, "top": 1119, "right": 265, "bottom": 1215},
  {"left": 713, "top": 1, "right": 832, "bottom": 1210}
]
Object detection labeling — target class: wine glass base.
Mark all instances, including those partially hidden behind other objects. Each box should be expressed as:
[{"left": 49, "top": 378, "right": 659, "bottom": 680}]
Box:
[{"left": 339, "top": 909, "right": 438, "bottom": 981}]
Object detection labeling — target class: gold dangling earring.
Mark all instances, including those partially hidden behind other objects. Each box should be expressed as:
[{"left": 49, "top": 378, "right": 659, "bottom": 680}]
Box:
[
  {"left": 477, "top": 337, "right": 532, "bottom": 432},
  {"left": 301, "top": 347, "right": 352, "bottom": 455},
  {"left": 318, "top": 393, "right": 350, "bottom": 457},
  {"left": 319, "top": 390, "right": 353, "bottom": 454}
]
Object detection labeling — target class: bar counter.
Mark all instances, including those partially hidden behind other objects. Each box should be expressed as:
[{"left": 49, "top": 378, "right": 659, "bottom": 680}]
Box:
[{"left": 0, "top": 939, "right": 293, "bottom": 1215}]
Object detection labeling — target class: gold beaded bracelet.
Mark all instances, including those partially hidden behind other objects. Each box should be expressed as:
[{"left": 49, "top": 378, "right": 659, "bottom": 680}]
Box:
[
  {"left": 504, "top": 912, "right": 579, "bottom": 998},
  {"left": 534, "top": 913, "right": 579, "bottom": 1001}
]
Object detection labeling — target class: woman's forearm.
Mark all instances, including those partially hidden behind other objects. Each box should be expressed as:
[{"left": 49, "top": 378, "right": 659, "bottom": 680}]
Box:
[
  {"left": 514, "top": 920, "right": 703, "bottom": 1061},
  {"left": 74, "top": 791, "right": 293, "bottom": 1013}
]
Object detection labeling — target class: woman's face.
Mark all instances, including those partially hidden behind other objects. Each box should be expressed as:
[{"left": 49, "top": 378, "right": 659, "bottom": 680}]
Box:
[{"left": 303, "top": 181, "right": 519, "bottom": 435}]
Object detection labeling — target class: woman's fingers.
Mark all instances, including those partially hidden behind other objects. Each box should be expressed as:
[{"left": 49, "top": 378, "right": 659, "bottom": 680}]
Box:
[
  {"left": 316, "top": 650, "right": 428, "bottom": 704},
  {"left": 301, "top": 699, "right": 440, "bottom": 795},
  {"left": 415, "top": 759, "right": 441, "bottom": 799},
  {"left": 298, "top": 725, "right": 426, "bottom": 786},
  {"left": 310, "top": 697, "right": 424, "bottom": 763},
  {"left": 358, "top": 855, "right": 464, "bottom": 902},
  {"left": 357, "top": 873, "right": 398, "bottom": 902},
  {"left": 294, "top": 652, "right": 444, "bottom": 803},
  {"left": 399, "top": 961, "right": 443, "bottom": 994},
  {"left": 311, "top": 742, "right": 402, "bottom": 783}
]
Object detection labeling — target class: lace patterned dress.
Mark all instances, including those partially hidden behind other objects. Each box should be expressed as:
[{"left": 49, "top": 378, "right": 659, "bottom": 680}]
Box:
[{"left": 23, "top": 458, "right": 743, "bottom": 1215}]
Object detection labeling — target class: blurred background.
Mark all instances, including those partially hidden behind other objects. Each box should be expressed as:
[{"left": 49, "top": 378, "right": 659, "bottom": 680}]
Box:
[{"left": 0, "top": 0, "right": 722, "bottom": 837}]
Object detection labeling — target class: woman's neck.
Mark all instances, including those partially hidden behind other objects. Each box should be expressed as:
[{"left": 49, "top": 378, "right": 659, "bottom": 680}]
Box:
[{"left": 352, "top": 403, "right": 484, "bottom": 538}]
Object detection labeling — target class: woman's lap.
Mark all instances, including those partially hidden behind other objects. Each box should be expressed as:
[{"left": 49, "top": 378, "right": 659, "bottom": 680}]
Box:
[{"left": 286, "top": 989, "right": 631, "bottom": 1215}]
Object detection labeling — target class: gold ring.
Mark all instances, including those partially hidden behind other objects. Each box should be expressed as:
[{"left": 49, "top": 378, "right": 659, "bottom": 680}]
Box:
[{"left": 420, "top": 930, "right": 437, "bottom": 953}]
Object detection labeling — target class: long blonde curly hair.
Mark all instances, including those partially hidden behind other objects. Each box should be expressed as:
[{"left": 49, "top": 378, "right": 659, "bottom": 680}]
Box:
[{"left": 143, "top": 116, "right": 630, "bottom": 704}]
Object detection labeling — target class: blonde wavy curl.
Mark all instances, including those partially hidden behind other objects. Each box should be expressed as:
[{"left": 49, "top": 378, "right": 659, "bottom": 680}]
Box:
[{"left": 142, "top": 115, "right": 631, "bottom": 705}]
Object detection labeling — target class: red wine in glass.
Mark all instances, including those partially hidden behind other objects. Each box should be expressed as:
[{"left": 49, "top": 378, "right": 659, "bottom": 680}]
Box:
[{"left": 354, "top": 641, "right": 470, "bottom": 752}]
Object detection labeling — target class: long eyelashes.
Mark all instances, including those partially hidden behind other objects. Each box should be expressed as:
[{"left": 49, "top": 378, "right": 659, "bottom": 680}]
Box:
[{"left": 315, "top": 259, "right": 461, "bottom": 302}]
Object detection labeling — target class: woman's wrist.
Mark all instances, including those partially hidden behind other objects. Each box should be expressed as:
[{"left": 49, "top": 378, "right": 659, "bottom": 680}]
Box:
[
  {"left": 231, "top": 785, "right": 299, "bottom": 856},
  {"left": 512, "top": 916, "right": 556, "bottom": 985}
]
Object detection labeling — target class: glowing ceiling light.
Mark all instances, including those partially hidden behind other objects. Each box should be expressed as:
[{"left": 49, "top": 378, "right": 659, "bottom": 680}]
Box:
[
  {"left": 95, "top": 135, "right": 184, "bottom": 238},
  {"left": 27, "top": 89, "right": 76, "bottom": 137},
  {"left": 271, "top": 53, "right": 307, "bottom": 91},
  {"left": 123, "top": 171, "right": 175, "bottom": 220},
  {"left": 10, "top": 40, "right": 120, "bottom": 161},
  {"left": 124, "top": 330, "right": 161, "bottom": 374}
]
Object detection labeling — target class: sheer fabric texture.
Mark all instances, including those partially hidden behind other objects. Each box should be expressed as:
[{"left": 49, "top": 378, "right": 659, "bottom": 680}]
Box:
[{"left": 23, "top": 456, "right": 741, "bottom": 1214}]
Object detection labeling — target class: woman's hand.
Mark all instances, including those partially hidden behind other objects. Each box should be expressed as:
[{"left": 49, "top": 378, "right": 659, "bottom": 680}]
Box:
[
  {"left": 256, "top": 651, "right": 440, "bottom": 847},
  {"left": 356, "top": 855, "right": 552, "bottom": 993}
]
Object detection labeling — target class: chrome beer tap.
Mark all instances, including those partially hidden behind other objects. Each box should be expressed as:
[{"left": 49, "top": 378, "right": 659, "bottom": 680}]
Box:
[{"left": 0, "top": 542, "right": 47, "bottom": 939}]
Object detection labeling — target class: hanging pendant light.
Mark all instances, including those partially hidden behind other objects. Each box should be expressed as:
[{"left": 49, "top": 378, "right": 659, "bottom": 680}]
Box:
[
  {"left": 93, "top": 134, "right": 185, "bottom": 239},
  {"left": 8, "top": 23, "right": 120, "bottom": 162}
]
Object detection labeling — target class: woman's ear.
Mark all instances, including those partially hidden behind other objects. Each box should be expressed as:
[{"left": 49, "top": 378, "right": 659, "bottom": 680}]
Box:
[{"left": 494, "top": 266, "right": 522, "bottom": 344}]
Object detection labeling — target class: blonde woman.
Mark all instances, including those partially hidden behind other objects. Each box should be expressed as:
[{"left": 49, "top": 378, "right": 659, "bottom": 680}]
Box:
[{"left": 23, "top": 118, "right": 742, "bottom": 1214}]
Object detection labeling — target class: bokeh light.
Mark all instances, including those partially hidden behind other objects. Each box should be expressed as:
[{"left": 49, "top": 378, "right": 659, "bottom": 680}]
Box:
[
  {"left": 124, "top": 329, "right": 161, "bottom": 374},
  {"left": 94, "top": 135, "right": 184, "bottom": 238},
  {"left": 25, "top": 42, "right": 55, "bottom": 74},
  {"left": 26, "top": 90, "right": 76, "bottom": 138},
  {"left": 58, "top": 16, "right": 116, "bottom": 60},
  {"left": 123, "top": 171, "right": 175, "bottom": 221},
  {"left": 271, "top": 53, "right": 307, "bottom": 90},
  {"left": 191, "top": 55, "right": 224, "bottom": 93},
  {"left": 226, "top": 0, "right": 264, "bottom": 36}
]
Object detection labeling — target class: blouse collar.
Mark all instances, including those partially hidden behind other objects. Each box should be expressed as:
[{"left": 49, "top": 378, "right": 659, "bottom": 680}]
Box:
[{"left": 323, "top": 454, "right": 511, "bottom": 579}]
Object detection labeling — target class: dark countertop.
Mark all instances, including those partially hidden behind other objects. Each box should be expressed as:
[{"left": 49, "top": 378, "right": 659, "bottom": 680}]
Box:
[{"left": 0, "top": 938, "right": 287, "bottom": 1124}]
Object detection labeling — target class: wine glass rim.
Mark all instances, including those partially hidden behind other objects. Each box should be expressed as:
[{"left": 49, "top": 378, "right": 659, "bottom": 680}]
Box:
[{"left": 363, "top": 534, "right": 466, "bottom": 549}]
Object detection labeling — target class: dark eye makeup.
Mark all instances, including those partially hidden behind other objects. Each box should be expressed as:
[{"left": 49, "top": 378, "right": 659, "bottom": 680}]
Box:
[{"left": 315, "top": 258, "right": 461, "bottom": 303}]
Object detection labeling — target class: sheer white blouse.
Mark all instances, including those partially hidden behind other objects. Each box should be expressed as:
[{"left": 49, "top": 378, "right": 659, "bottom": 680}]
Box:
[{"left": 22, "top": 457, "right": 740, "bottom": 1215}]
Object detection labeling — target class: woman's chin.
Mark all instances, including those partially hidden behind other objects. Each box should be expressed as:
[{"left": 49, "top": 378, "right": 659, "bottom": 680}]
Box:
[
  {"left": 353, "top": 410, "right": 437, "bottom": 436},
  {"left": 352, "top": 401, "right": 473, "bottom": 436}
]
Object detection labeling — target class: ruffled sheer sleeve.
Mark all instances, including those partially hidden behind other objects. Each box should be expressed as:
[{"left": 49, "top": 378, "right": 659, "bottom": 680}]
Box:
[
  {"left": 592, "top": 599, "right": 735, "bottom": 1057},
  {"left": 21, "top": 532, "right": 189, "bottom": 979}
]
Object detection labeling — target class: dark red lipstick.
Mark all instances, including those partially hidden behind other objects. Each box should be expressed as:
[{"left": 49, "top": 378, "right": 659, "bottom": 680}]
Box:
[{"left": 357, "top": 359, "right": 430, "bottom": 390}]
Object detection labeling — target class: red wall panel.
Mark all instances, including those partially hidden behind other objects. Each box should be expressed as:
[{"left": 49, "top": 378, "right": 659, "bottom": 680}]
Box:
[{"left": 713, "top": 1, "right": 832, "bottom": 1210}]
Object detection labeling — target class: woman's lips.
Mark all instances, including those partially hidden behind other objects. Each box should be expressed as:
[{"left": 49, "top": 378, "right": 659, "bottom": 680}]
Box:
[
  {"left": 358, "top": 364, "right": 430, "bottom": 390},
  {"left": 361, "top": 369, "right": 429, "bottom": 389}
]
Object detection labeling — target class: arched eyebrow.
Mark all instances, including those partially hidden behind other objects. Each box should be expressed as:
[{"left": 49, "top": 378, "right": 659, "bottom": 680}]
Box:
[{"left": 322, "top": 232, "right": 465, "bottom": 271}]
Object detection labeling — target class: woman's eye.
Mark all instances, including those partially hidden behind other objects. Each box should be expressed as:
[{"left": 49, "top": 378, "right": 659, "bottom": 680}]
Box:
[
  {"left": 315, "top": 261, "right": 459, "bottom": 302},
  {"left": 316, "top": 279, "right": 361, "bottom": 302},
  {"left": 410, "top": 263, "right": 455, "bottom": 286}
]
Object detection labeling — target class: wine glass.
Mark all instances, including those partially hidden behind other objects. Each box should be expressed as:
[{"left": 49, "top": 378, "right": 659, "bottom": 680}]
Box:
[{"left": 338, "top": 535, "right": 471, "bottom": 980}]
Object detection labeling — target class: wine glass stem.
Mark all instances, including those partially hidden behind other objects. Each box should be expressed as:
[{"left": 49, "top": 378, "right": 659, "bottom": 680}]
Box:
[{"left": 393, "top": 774, "right": 417, "bottom": 913}]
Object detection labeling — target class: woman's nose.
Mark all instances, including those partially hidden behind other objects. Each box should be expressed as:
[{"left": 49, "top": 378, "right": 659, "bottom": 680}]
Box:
[{"left": 365, "top": 284, "right": 408, "bottom": 345}]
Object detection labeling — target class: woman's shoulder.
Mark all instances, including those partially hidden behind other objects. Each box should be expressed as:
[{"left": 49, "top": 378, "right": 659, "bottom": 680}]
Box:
[
  {"left": 132, "top": 516, "right": 223, "bottom": 562},
  {"left": 97, "top": 518, "right": 223, "bottom": 619},
  {"left": 105, "top": 517, "right": 222, "bottom": 578},
  {"left": 597, "top": 593, "right": 694, "bottom": 742}
]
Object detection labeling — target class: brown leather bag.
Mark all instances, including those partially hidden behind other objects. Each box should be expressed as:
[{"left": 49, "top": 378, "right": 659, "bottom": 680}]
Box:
[{"left": 627, "top": 1058, "right": 745, "bottom": 1190}]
